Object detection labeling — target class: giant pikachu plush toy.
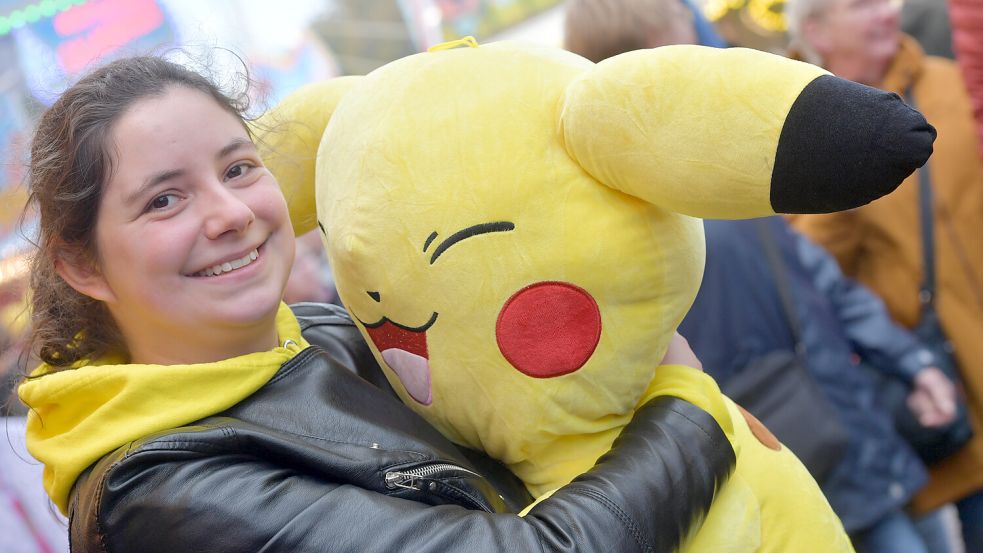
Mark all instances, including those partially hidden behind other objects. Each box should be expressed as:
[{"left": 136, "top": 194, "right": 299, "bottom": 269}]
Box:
[{"left": 258, "top": 39, "right": 934, "bottom": 552}]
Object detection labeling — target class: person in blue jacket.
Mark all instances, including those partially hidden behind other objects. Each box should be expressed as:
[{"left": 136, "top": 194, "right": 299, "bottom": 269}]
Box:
[{"left": 679, "top": 217, "right": 959, "bottom": 553}]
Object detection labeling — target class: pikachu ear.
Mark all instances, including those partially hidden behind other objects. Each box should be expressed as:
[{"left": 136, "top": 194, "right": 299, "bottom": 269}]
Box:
[
  {"left": 560, "top": 46, "right": 935, "bottom": 218},
  {"left": 251, "top": 76, "right": 363, "bottom": 236}
]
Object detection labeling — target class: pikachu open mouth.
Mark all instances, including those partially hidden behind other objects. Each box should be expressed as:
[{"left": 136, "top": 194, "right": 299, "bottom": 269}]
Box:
[{"left": 361, "top": 313, "right": 438, "bottom": 405}]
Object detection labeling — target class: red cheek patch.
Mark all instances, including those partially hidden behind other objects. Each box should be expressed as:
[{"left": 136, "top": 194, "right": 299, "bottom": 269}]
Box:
[{"left": 496, "top": 282, "right": 602, "bottom": 378}]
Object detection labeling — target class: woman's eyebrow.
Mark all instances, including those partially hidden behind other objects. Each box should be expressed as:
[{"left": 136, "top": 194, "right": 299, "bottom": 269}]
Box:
[
  {"left": 217, "top": 137, "right": 255, "bottom": 159},
  {"left": 429, "top": 221, "right": 515, "bottom": 264},
  {"left": 125, "top": 169, "right": 184, "bottom": 207}
]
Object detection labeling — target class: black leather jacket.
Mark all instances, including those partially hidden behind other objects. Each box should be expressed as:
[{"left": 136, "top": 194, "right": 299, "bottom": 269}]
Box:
[{"left": 69, "top": 303, "right": 735, "bottom": 552}]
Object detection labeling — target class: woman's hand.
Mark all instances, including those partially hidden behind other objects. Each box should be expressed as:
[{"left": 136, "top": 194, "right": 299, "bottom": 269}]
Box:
[{"left": 660, "top": 332, "right": 703, "bottom": 371}]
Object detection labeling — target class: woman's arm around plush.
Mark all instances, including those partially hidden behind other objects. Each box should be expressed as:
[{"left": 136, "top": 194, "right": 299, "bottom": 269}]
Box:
[{"left": 68, "top": 395, "right": 734, "bottom": 553}]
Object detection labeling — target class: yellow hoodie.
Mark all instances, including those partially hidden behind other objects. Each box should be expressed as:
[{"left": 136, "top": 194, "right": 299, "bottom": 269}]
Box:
[{"left": 17, "top": 303, "right": 308, "bottom": 515}]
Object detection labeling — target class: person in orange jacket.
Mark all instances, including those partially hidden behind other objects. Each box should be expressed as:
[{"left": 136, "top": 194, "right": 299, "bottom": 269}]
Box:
[{"left": 787, "top": 0, "right": 983, "bottom": 550}]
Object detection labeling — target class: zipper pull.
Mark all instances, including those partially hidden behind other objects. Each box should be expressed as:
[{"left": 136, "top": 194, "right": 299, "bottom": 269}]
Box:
[{"left": 384, "top": 471, "right": 421, "bottom": 491}]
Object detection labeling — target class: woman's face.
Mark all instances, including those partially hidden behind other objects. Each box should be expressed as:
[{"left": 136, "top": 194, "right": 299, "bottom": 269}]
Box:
[{"left": 85, "top": 85, "right": 294, "bottom": 364}]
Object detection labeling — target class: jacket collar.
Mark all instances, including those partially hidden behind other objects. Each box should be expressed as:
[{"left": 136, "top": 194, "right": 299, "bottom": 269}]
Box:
[{"left": 878, "top": 35, "right": 926, "bottom": 96}]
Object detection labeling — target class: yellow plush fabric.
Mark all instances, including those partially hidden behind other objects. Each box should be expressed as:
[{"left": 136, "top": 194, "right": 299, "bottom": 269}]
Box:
[
  {"left": 645, "top": 368, "right": 853, "bottom": 552},
  {"left": 562, "top": 47, "right": 828, "bottom": 218},
  {"left": 260, "top": 41, "right": 853, "bottom": 552},
  {"left": 17, "top": 303, "right": 307, "bottom": 514},
  {"left": 253, "top": 76, "right": 363, "bottom": 236},
  {"left": 520, "top": 366, "right": 853, "bottom": 551}
]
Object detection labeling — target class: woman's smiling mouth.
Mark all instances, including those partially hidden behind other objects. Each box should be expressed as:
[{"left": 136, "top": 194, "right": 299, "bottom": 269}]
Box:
[{"left": 188, "top": 244, "right": 263, "bottom": 278}]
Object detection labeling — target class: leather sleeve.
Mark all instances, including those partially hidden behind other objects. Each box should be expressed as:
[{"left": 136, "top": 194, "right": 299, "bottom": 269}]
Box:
[{"left": 71, "top": 398, "right": 733, "bottom": 553}]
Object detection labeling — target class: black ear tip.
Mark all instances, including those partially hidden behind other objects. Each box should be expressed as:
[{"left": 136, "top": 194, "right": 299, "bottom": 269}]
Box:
[{"left": 770, "top": 75, "right": 937, "bottom": 214}]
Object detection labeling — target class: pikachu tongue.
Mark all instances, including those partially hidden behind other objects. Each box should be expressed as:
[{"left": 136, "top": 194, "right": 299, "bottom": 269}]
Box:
[{"left": 380, "top": 349, "right": 432, "bottom": 405}]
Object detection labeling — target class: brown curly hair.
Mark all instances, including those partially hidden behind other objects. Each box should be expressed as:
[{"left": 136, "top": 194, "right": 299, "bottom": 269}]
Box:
[{"left": 26, "top": 56, "right": 252, "bottom": 370}]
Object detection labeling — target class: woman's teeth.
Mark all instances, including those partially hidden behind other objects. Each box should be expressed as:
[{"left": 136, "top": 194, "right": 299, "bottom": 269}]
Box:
[{"left": 195, "top": 249, "right": 259, "bottom": 277}]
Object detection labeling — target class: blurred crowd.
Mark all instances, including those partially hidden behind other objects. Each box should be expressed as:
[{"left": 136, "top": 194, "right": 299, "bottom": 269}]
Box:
[
  {"left": 565, "top": 0, "right": 983, "bottom": 552},
  {"left": 2, "top": 0, "right": 983, "bottom": 551}
]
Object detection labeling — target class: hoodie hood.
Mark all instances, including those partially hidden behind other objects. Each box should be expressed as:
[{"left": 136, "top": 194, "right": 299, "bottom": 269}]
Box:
[{"left": 17, "top": 302, "right": 309, "bottom": 514}]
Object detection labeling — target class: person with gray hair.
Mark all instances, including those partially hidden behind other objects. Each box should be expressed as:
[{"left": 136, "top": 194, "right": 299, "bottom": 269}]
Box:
[
  {"left": 788, "top": 0, "right": 983, "bottom": 551},
  {"left": 785, "top": 0, "right": 902, "bottom": 85}
]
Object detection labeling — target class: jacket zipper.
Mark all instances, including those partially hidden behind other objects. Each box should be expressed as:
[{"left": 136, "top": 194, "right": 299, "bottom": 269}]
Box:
[
  {"left": 384, "top": 462, "right": 493, "bottom": 511},
  {"left": 384, "top": 463, "right": 480, "bottom": 491}
]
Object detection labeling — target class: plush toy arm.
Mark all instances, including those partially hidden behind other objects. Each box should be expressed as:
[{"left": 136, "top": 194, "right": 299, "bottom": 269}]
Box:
[
  {"left": 560, "top": 46, "right": 936, "bottom": 218},
  {"left": 252, "top": 76, "right": 363, "bottom": 236},
  {"left": 642, "top": 364, "right": 736, "bottom": 446}
]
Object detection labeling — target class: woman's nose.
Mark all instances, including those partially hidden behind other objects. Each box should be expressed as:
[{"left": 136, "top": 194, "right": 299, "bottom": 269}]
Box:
[{"left": 202, "top": 182, "right": 255, "bottom": 239}]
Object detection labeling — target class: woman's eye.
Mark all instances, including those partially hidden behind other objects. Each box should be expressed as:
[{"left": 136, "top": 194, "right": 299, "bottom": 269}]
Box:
[
  {"left": 225, "top": 163, "right": 252, "bottom": 180},
  {"left": 149, "top": 194, "right": 177, "bottom": 211}
]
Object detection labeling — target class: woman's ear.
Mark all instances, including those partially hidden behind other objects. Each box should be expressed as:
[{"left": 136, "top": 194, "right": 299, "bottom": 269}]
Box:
[{"left": 53, "top": 246, "right": 116, "bottom": 303}]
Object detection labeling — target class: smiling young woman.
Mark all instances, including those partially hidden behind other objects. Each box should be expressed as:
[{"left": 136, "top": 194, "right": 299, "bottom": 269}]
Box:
[
  {"left": 61, "top": 85, "right": 295, "bottom": 365},
  {"left": 17, "top": 55, "right": 736, "bottom": 552}
]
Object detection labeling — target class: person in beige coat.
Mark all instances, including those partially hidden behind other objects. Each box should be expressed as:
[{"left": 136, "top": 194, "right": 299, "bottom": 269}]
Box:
[{"left": 786, "top": 0, "right": 983, "bottom": 550}]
